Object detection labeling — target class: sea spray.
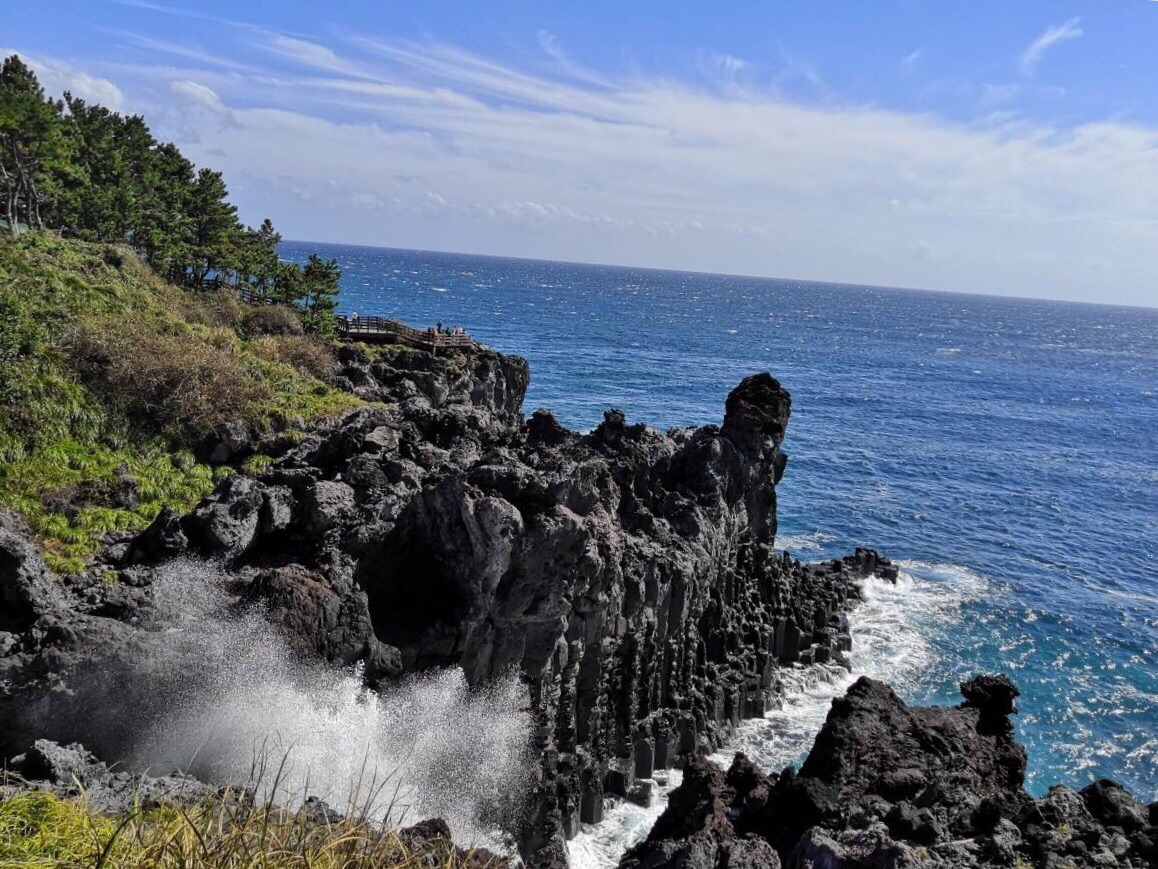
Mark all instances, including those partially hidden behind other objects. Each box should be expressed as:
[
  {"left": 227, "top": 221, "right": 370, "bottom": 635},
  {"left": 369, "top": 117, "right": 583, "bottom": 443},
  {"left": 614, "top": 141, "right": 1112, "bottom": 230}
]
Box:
[
  {"left": 566, "top": 563, "right": 987, "bottom": 869},
  {"left": 101, "top": 560, "right": 534, "bottom": 848},
  {"left": 715, "top": 562, "right": 987, "bottom": 772}
]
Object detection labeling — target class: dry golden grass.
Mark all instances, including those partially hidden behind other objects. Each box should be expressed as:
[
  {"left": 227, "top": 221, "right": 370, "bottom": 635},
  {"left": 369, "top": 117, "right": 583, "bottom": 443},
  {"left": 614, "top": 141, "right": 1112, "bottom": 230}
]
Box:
[
  {"left": 249, "top": 335, "right": 337, "bottom": 384},
  {"left": 74, "top": 322, "right": 273, "bottom": 440},
  {"left": 0, "top": 787, "right": 502, "bottom": 869},
  {"left": 243, "top": 306, "right": 305, "bottom": 337}
]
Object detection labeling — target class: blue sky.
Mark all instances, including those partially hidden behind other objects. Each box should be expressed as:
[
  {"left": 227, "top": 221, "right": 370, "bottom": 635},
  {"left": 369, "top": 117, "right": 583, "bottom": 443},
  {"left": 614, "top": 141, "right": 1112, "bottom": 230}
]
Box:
[{"left": 5, "top": 0, "right": 1158, "bottom": 306}]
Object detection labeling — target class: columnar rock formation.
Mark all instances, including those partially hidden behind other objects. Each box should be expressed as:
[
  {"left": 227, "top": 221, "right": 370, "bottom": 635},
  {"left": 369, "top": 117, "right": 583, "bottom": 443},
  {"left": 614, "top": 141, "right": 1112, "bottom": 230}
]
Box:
[{"left": 0, "top": 341, "right": 894, "bottom": 865}]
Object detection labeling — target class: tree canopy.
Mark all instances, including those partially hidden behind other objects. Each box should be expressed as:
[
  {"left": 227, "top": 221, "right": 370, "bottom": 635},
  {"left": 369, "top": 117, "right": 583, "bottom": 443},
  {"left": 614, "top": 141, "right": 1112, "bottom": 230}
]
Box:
[{"left": 0, "top": 54, "right": 339, "bottom": 330}]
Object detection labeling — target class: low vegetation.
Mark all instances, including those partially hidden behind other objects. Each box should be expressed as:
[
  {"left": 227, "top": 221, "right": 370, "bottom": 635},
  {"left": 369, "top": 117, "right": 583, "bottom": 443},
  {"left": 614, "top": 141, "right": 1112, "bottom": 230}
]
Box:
[
  {"left": 0, "top": 789, "right": 496, "bottom": 869},
  {"left": 0, "top": 232, "right": 362, "bottom": 573}
]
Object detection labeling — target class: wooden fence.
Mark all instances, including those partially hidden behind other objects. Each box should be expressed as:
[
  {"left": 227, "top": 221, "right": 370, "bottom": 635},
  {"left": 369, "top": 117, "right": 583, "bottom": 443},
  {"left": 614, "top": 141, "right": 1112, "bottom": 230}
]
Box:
[
  {"left": 336, "top": 316, "right": 472, "bottom": 353},
  {"left": 184, "top": 277, "right": 471, "bottom": 354}
]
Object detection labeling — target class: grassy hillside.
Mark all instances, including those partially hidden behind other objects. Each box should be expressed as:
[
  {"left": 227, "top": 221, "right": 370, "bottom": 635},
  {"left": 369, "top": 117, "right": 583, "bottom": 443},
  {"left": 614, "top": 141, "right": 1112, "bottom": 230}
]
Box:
[{"left": 0, "top": 233, "right": 362, "bottom": 573}]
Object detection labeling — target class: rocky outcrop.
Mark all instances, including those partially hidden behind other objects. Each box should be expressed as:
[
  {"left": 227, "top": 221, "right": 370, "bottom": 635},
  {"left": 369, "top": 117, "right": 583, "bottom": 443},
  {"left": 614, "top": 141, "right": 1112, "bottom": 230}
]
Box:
[
  {"left": 0, "top": 512, "right": 68, "bottom": 633},
  {"left": 622, "top": 676, "right": 1157, "bottom": 869},
  {"left": 5, "top": 739, "right": 214, "bottom": 814},
  {"left": 618, "top": 756, "right": 781, "bottom": 869},
  {"left": 0, "top": 340, "right": 898, "bottom": 866}
]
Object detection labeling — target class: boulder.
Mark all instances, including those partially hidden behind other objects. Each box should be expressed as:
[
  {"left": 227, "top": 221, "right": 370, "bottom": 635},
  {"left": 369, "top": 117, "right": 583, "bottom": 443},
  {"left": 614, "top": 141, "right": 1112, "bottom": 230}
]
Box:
[
  {"left": 624, "top": 677, "right": 1155, "bottom": 869},
  {"left": 209, "top": 419, "right": 253, "bottom": 464},
  {"left": 302, "top": 480, "right": 356, "bottom": 535},
  {"left": 185, "top": 474, "right": 264, "bottom": 557}
]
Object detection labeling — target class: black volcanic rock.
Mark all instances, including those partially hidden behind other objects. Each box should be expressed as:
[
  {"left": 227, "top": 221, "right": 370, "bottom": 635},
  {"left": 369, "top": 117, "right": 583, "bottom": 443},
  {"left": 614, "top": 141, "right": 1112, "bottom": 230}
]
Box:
[
  {"left": 622, "top": 676, "right": 1156, "bottom": 869},
  {"left": 0, "top": 340, "right": 898, "bottom": 866},
  {"left": 7, "top": 739, "right": 213, "bottom": 814},
  {"left": 621, "top": 756, "right": 782, "bottom": 869},
  {"left": 0, "top": 513, "right": 67, "bottom": 632}
]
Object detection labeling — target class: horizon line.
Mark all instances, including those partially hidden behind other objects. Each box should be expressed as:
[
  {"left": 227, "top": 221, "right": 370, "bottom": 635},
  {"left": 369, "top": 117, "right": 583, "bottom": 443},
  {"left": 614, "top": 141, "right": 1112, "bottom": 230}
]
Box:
[{"left": 282, "top": 237, "right": 1158, "bottom": 314}]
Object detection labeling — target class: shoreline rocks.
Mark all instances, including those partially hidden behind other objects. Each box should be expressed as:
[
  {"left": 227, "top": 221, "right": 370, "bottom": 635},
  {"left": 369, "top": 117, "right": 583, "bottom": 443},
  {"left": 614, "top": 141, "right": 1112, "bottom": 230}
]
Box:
[{"left": 621, "top": 676, "right": 1157, "bottom": 869}]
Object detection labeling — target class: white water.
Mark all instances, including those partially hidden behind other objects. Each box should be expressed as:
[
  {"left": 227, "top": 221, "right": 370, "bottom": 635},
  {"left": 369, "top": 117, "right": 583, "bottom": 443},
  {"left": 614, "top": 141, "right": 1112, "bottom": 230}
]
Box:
[
  {"left": 122, "top": 561, "right": 534, "bottom": 850},
  {"left": 566, "top": 563, "right": 987, "bottom": 868}
]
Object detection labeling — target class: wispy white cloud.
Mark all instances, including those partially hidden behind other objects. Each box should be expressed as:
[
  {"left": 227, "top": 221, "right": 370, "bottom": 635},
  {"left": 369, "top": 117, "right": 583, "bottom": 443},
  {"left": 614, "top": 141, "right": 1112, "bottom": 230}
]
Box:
[
  {"left": 979, "top": 82, "right": 1066, "bottom": 109},
  {"left": 170, "top": 79, "right": 227, "bottom": 111},
  {"left": 1020, "top": 17, "right": 1083, "bottom": 75},
  {"left": 536, "top": 30, "right": 565, "bottom": 63},
  {"left": 697, "top": 52, "right": 749, "bottom": 92},
  {"left": 263, "top": 34, "right": 379, "bottom": 80},
  {"left": 103, "top": 29, "right": 267, "bottom": 74},
  {"left": 3, "top": 49, "right": 125, "bottom": 107},
  {"left": 902, "top": 49, "right": 924, "bottom": 73},
  {"left": 771, "top": 45, "right": 831, "bottom": 99},
  {"left": 534, "top": 30, "right": 611, "bottom": 87},
  {"left": 19, "top": 29, "right": 1158, "bottom": 305},
  {"left": 166, "top": 80, "right": 238, "bottom": 142}
]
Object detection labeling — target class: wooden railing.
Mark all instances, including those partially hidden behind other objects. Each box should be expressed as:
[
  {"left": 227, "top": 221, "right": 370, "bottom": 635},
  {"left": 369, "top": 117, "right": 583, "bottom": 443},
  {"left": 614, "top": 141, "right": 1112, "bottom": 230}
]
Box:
[
  {"left": 336, "top": 316, "right": 472, "bottom": 353},
  {"left": 184, "top": 276, "right": 470, "bottom": 355},
  {"left": 236, "top": 285, "right": 276, "bottom": 306}
]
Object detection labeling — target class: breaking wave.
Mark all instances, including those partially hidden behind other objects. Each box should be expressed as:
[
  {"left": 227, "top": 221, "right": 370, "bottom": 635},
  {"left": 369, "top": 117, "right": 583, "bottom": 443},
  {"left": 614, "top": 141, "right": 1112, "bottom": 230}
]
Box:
[
  {"left": 566, "top": 562, "right": 986, "bottom": 868},
  {"left": 110, "top": 560, "right": 534, "bottom": 849}
]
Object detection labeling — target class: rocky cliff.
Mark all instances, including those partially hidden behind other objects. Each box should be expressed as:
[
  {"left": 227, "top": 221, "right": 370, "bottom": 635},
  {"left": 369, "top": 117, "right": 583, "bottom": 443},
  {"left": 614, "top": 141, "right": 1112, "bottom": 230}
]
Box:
[
  {"left": 621, "top": 676, "right": 1157, "bottom": 869},
  {"left": 0, "top": 339, "right": 895, "bottom": 865}
]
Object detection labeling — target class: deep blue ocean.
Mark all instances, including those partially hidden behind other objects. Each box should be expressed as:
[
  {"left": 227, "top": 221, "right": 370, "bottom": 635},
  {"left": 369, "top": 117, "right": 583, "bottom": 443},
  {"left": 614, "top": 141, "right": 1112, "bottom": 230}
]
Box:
[{"left": 284, "top": 241, "right": 1158, "bottom": 806}]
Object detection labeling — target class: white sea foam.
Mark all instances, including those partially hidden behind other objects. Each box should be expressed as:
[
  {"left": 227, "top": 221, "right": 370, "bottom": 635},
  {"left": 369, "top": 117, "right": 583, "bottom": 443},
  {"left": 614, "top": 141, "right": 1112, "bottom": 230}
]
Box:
[
  {"left": 566, "top": 562, "right": 986, "bottom": 868},
  {"left": 123, "top": 561, "right": 533, "bottom": 850},
  {"left": 776, "top": 529, "right": 838, "bottom": 553},
  {"left": 567, "top": 770, "right": 682, "bottom": 869},
  {"left": 715, "top": 563, "right": 986, "bottom": 773}
]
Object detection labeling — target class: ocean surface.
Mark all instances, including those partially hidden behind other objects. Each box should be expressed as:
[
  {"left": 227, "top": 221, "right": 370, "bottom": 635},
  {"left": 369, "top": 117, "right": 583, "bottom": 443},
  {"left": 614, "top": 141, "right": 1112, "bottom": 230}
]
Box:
[{"left": 284, "top": 241, "right": 1158, "bottom": 846}]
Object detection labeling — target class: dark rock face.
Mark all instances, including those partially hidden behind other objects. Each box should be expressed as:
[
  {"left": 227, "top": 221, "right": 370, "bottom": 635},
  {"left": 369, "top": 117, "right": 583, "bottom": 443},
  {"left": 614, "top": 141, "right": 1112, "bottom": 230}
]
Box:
[
  {"left": 623, "top": 676, "right": 1156, "bottom": 869},
  {"left": 620, "top": 756, "right": 781, "bottom": 869},
  {"left": 6, "top": 739, "right": 214, "bottom": 814},
  {"left": 0, "top": 514, "right": 67, "bottom": 633},
  {"left": 0, "top": 341, "right": 898, "bottom": 865}
]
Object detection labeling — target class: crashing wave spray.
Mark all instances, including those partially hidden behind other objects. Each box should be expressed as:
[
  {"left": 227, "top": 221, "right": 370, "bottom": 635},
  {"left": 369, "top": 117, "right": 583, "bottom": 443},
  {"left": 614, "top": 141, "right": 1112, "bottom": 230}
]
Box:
[{"left": 108, "top": 560, "right": 533, "bottom": 847}]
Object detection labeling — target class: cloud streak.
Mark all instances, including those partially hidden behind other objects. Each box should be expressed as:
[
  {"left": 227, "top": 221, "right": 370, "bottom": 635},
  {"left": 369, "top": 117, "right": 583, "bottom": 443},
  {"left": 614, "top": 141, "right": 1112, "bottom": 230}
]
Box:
[
  {"left": 14, "top": 27, "right": 1158, "bottom": 306},
  {"left": 1020, "top": 17, "right": 1083, "bottom": 75}
]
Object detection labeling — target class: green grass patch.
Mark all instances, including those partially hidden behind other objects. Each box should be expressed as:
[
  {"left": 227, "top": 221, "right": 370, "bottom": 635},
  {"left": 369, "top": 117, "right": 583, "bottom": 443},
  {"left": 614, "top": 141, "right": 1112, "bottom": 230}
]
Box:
[
  {"left": 0, "top": 233, "right": 366, "bottom": 573},
  {"left": 0, "top": 443, "right": 217, "bottom": 574}
]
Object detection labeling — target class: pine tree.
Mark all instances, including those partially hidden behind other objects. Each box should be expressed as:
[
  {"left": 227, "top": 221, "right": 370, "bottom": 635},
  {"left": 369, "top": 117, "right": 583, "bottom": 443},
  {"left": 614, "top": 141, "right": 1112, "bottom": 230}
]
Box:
[
  {"left": 187, "top": 168, "right": 238, "bottom": 284},
  {"left": 0, "top": 53, "right": 342, "bottom": 315},
  {"left": 235, "top": 218, "right": 282, "bottom": 299},
  {"left": 0, "top": 56, "right": 70, "bottom": 234},
  {"left": 300, "top": 254, "right": 342, "bottom": 336}
]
